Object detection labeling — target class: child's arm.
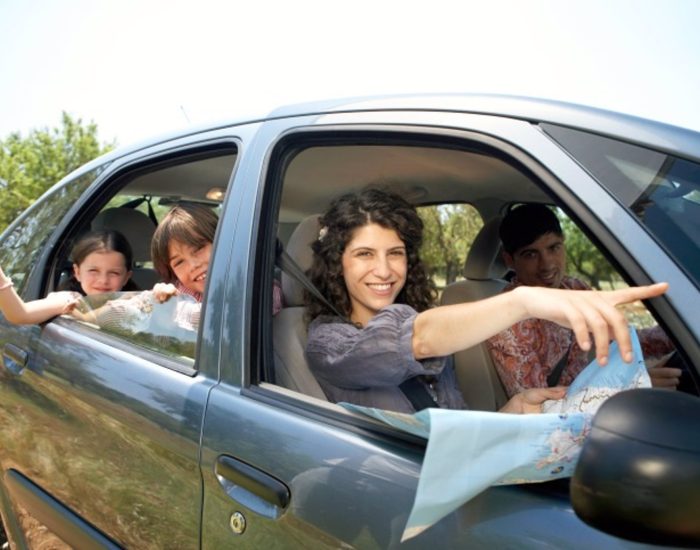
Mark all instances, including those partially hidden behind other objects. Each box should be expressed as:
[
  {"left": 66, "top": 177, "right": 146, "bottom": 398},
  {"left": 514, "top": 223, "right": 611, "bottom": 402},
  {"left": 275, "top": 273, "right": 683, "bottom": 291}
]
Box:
[{"left": 0, "top": 267, "right": 79, "bottom": 325}]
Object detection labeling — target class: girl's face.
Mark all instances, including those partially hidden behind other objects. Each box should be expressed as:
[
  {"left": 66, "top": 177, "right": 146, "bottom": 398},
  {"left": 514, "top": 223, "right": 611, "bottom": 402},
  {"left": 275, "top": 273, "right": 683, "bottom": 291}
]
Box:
[
  {"left": 341, "top": 223, "right": 407, "bottom": 326},
  {"left": 74, "top": 250, "right": 132, "bottom": 295},
  {"left": 168, "top": 240, "right": 212, "bottom": 295}
]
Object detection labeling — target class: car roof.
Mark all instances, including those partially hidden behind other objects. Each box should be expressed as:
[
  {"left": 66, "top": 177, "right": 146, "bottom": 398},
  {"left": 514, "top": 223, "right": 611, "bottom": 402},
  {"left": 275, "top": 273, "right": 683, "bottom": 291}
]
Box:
[
  {"left": 267, "top": 94, "right": 700, "bottom": 157},
  {"left": 91, "top": 94, "right": 700, "bottom": 166},
  {"left": 49, "top": 94, "right": 700, "bottom": 211}
]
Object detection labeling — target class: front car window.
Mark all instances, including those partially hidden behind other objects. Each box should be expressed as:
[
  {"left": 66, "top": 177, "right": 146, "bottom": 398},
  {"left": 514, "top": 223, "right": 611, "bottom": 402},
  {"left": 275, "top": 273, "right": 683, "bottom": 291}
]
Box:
[{"left": 541, "top": 124, "right": 700, "bottom": 289}]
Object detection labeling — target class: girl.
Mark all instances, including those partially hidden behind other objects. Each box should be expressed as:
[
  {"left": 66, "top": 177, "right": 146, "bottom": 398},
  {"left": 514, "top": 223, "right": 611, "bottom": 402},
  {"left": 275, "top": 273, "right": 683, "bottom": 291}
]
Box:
[
  {"left": 59, "top": 229, "right": 138, "bottom": 295},
  {"left": 304, "top": 188, "right": 668, "bottom": 414},
  {"left": 1, "top": 229, "right": 136, "bottom": 324}
]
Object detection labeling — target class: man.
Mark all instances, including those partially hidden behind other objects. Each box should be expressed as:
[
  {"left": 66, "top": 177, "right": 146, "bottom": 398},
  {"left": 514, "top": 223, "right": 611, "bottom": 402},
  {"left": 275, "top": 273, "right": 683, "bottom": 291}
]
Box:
[{"left": 486, "top": 204, "right": 680, "bottom": 398}]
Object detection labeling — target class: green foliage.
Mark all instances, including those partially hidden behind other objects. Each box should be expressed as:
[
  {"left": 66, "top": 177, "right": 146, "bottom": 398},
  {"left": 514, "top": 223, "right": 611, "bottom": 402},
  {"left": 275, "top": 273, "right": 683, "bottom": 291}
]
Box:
[
  {"left": 559, "top": 214, "right": 621, "bottom": 290},
  {"left": 419, "top": 204, "right": 483, "bottom": 287},
  {"left": 0, "top": 112, "right": 115, "bottom": 231}
]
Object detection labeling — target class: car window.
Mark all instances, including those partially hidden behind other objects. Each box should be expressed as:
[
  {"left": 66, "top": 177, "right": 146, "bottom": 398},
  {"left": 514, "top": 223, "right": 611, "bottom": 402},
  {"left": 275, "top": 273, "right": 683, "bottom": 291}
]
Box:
[
  {"left": 0, "top": 166, "right": 106, "bottom": 293},
  {"left": 69, "top": 292, "right": 198, "bottom": 364},
  {"left": 50, "top": 146, "right": 237, "bottom": 367},
  {"left": 265, "top": 137, "right": 544, "bottom": 406},
  {"left": 541, "top": 123, "right": 700, "bottom": 289},
  {"left": 556, "top": 209, "right": 658, "bottom": 327}
]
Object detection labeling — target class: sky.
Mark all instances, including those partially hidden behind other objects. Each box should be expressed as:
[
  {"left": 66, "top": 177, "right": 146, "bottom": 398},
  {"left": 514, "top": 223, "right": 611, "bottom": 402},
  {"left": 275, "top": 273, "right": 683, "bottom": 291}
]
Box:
[{"left": 1, "top": 0, "right": 699, "bottom": 148}]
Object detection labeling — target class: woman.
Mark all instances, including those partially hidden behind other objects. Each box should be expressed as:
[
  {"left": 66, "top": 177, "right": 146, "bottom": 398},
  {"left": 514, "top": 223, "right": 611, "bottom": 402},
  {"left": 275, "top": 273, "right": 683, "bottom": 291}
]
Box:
[{"left": 305, "top": 188, "right": 668, "bottom": 414}]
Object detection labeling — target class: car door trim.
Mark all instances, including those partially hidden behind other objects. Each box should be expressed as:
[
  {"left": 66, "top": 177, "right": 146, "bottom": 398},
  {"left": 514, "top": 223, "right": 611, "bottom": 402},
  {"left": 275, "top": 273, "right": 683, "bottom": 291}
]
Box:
[{"left": 4, "top": 469, "right": 122, "bottom": 550}]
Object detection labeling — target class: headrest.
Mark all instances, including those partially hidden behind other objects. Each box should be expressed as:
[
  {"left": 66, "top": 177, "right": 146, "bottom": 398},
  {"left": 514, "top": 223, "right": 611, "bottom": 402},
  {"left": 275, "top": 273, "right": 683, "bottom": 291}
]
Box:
[
  {"left": 281, "top": 215, "right": 320, "bottom": 307},
  {"left": 463, "top": 216, "right": 508, "bottom": 281},
  {"left": 92, "top": 207, "right": 156, "bottom": 263}
]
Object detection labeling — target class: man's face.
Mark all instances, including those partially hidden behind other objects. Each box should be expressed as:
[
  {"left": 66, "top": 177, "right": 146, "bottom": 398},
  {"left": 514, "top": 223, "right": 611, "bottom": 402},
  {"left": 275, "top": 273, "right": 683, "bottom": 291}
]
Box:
[{"left": 504, "top": 232, "right": 566, "bottom": 288}]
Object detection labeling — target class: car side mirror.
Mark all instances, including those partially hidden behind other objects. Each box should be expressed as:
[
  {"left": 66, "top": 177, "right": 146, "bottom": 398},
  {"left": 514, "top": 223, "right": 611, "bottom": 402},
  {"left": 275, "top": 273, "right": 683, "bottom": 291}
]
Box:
[{"left": 571, "top": 388, "right": 700, "bottom": 547}]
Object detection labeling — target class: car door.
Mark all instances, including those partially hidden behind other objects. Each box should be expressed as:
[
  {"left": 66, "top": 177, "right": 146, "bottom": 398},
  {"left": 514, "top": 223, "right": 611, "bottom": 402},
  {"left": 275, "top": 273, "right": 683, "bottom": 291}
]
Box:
[
  {"left": 198, "top": 110, "right": 697, "bottom": 548},
  {"left": 0, "top": 134, "right": 246, "bottom": 548}
]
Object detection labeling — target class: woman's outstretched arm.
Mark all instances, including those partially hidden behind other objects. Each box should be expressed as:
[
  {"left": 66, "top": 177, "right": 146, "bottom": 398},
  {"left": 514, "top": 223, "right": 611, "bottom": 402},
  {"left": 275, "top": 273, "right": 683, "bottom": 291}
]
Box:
[{"left": 412, "top": 282, "right": 669, "bottom": 366}]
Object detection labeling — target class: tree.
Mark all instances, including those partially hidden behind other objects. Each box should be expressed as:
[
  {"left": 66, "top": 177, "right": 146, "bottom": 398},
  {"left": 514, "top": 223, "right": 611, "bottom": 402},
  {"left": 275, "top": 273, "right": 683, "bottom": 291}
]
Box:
[
  {"left": 559, "top": 214, "right": 621, "bottom": 290},
  {"left": 419, "top": 204, "right": 483, "bottom": 287},
  {"left": 0, "top": 112, "right": 114, "bottom": 230}
]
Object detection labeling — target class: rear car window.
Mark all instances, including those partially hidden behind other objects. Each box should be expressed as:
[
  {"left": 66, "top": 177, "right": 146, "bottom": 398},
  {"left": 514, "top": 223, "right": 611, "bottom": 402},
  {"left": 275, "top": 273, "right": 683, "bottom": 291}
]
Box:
[
  {"left": 0, "top": 167, "right": 104, "bottom": 292},
  {"left": 71, "top": 292, "right": 198, "bottom": 364}
]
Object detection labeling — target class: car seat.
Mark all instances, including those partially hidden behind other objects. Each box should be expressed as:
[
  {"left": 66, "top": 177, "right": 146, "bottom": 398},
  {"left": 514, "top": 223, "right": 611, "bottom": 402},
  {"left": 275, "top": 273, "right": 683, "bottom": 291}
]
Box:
[
  {"left": 91, "top": 207, "right": 160, "bottom": 289},
  {"left": 272, "top": 215, "right": 328, "bottom": 400},
  {"left": 440, "top": 216, "right": 510, "bottom": 411}
]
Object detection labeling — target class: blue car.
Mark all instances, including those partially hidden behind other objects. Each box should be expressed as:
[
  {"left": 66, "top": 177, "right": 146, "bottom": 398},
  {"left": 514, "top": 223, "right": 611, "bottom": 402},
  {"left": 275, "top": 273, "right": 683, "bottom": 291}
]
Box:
[{"left": 0, "top": 95, "right": 698, "bottom": 548}]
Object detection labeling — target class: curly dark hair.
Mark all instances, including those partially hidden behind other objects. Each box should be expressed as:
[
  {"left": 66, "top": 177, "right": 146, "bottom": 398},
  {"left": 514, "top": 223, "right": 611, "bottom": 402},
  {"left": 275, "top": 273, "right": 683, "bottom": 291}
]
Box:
[{"left": 306, "top": 187, "right": 436, "bottom": 322}]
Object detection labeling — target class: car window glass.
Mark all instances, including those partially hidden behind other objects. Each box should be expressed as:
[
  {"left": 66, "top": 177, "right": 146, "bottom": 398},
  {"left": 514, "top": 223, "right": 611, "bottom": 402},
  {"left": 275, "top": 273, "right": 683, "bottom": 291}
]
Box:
[
  {"left": 556, "top": 209, "right": 657, "bottom": 328},
  {"left": 69, "top": 292, "right": 198, "bottom": 363},
  {"left": 0, "top": 166, "right": 105, "bottom": 292},
  {"left": 541, "top": 124, "right": 700, "bottom": 289}
]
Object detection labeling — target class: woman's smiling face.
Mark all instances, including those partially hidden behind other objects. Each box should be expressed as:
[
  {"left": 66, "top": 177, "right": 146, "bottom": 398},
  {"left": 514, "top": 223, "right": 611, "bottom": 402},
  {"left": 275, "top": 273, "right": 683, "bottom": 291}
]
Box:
[{"left": 341, "top": 223, "right": 407, "bottom": 326}]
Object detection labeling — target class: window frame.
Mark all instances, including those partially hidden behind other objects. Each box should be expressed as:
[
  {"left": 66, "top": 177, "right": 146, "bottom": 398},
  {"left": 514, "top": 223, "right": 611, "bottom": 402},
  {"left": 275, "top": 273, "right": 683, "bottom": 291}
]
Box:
[
  {"left": 248, "top": 126, "right": 545, "bottom": 417},
  {"left": 38, "top": 140, "right": 241, "bottom": 373}
]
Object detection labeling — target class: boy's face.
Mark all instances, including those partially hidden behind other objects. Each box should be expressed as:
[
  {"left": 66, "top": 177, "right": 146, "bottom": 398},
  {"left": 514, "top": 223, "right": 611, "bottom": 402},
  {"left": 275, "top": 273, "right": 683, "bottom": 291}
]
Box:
[
  {"left": 168, "top": 240, "right": 212, "bottom": 295},
  {"left": 503, "top": 232, "right": 566, "bottom": 288}
]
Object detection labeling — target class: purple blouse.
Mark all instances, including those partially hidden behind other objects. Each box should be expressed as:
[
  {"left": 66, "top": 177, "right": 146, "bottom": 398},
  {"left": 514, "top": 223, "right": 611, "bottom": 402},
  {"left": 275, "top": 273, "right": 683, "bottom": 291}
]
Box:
[{"left": 306, "top": 304, "right": 467, "bottom": 413}]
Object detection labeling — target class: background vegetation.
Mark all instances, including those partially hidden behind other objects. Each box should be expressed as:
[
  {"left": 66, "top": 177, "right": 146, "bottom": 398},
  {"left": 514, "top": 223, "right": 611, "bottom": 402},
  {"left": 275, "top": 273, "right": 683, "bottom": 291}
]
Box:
[
  {"left": 0, "top": 112, "right": 114, "bottom": 231},
  {"left": 418, "top": 204, "right": 623, "bottom": 292}
]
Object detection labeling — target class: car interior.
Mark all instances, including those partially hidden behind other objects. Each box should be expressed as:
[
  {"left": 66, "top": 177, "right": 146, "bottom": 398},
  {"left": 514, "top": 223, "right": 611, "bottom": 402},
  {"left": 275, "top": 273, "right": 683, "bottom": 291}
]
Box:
[
  {"left": 271, "top": 138, "right": 566, "bottom": 412},
  {"left": 267, "top": 135, "right": 699, "bottom": 410},
  {"left": 47, "top": 147, "right": 238, "bottom": 362},
  {"left": 43, "top": 135, "right": 696, "bottom": 410}
]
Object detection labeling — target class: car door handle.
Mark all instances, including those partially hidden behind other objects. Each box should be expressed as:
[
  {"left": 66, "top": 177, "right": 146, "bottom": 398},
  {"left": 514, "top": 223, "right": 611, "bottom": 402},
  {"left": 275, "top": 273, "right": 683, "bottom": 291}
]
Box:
[
  {"left": 215, "top": 455, "right": 290, "bottom": 518},
  {"left": 2, "top": 343, "right": 28, "bottom": 374}
]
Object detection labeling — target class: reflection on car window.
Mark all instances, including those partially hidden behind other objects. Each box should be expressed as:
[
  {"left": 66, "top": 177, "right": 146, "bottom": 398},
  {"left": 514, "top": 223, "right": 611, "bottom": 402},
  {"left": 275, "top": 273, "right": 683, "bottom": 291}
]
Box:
[
  {"left": 69, "top": 291, "right": 198, "bottom": 362},
  {"left": 541, "top": 124, "right": 700, "bottom": 289},
  {"left": 0, "top": 166, "right": 106, "bottom": 293}
]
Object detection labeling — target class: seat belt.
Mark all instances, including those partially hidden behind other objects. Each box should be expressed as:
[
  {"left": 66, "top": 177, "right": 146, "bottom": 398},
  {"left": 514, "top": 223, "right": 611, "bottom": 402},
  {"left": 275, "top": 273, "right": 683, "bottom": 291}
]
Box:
[
  {"left": 275, "top": 240, "right": 349, "bottom": 322},
  {"left": 547, "top": 344, "right": 572, "bottom": 387},
  {"left": 120, "top": 195, "right": 159, "bottom": 226},
  {"left": 399, "top": 377, "right": 439, "bottom": 411}
]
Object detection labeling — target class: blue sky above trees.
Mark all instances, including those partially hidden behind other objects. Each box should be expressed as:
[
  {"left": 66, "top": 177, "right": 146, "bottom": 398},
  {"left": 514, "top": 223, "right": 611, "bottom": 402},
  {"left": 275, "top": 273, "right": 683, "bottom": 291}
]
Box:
[{"left": 1, "top": 0, "right": 699, "bottom": 147}]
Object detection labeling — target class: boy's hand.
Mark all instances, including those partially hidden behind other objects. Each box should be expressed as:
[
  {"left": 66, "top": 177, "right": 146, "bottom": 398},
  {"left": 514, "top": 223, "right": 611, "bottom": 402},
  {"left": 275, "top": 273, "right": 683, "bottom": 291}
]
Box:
[
  {"left": 153, "top": 283, "right": 178, "bottom": 303},
  {"left": 499, "top": 386, "right": 568, "bottom": 414},
  {"left": 647, "top": 366, "right": 681, "bottom": 389}
]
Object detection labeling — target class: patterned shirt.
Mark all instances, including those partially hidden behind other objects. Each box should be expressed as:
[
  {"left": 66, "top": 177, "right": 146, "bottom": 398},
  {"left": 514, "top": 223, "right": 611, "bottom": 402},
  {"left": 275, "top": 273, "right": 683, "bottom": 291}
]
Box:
[{"left": 486, "top": 276, "right": 673, "bottom": 398}]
